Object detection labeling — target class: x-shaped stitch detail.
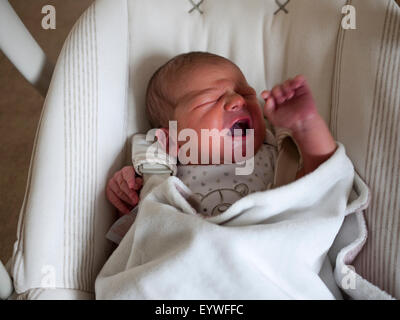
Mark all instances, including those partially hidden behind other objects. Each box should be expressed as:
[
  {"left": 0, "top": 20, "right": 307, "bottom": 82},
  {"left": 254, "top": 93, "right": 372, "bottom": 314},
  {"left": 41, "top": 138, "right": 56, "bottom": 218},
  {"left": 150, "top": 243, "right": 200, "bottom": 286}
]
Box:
[
  {"left": 274, "top": 0, "right": 290, "bottom": 15},
  {"left": 188, "top": 0, "right": 204, "bottom": 14}
]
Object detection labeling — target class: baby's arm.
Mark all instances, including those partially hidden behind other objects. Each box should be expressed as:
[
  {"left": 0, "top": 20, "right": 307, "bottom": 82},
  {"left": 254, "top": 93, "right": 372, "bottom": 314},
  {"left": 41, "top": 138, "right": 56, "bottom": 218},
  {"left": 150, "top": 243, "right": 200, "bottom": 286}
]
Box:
[
  {"left": 106, "top": 166, "right": 143, "bottom": 216},
  {"left": 291, "top": 116, "right": 337, "bottom": 178},
  {"left": 261, "top": 75, "right": 337, "bottom": 178}
]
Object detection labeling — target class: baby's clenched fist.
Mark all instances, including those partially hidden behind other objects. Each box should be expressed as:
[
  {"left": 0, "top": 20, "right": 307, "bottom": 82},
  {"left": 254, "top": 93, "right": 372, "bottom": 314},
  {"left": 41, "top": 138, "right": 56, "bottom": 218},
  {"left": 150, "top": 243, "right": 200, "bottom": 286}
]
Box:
[
  {"left": 106, "top": 166, "right": 143, "bottom": 216},
  {"left": 261, "top": 75, "right": 319, "bottom": 133}
]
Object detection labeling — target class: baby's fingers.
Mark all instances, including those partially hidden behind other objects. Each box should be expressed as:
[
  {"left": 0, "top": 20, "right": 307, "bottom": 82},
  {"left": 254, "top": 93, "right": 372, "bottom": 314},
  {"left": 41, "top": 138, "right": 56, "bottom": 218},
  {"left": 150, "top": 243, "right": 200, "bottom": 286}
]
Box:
[
  {"left": 121, "top": 166, "right": 137, "bottom": 189},
  {"left": 115, "top": 174, "right": 139, "bottom": 206},
  {"left": 106, "top": 186, "right": 132, "bottom": 216},
  {"left": 109, "top": 177, "right": 136, "bottom": 206},
  {"left": 271, "top": 85, "right": 286, "bottom": 104},
  {"left": 290, "top": 75, "right": 306, "bottom": 89},
  {"left": 134, "top": 177, "right": 143, "bottom": 190},
  {"left": 263, "top": 97, "right": 276, "bottom": 117},
  {"left": 282, "top": 80, "right": 295, "bottom": 99},
  {"left": 261, "top": 90, "right": 270, "bottom": 100},
  {"left": 122, "top": 180, "right": 140, "bottom": 205}
]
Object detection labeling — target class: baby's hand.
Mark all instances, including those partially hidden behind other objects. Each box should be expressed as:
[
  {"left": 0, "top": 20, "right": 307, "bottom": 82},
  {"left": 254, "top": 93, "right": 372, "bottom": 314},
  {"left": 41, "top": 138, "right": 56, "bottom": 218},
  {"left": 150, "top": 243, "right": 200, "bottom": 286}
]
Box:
[
  {"left": 262, "top": 75, "right": 337, "bottom": 177},
  {"left": 261, "top": 75, "right": 319, "bottom": 133},
  {"left": 106, "top": 166, "right": 143, "bottom": 216}
]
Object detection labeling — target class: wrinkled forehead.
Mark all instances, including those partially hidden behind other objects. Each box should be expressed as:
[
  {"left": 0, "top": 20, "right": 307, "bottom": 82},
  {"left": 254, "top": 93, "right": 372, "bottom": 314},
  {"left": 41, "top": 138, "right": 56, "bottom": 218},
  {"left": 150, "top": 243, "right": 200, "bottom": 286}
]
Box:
[
  {"left": 180, "top": 57, "right": 245, "bottom": 82},
  {"left": 167, "top": 58, "right": 247, "bottom": 99}
]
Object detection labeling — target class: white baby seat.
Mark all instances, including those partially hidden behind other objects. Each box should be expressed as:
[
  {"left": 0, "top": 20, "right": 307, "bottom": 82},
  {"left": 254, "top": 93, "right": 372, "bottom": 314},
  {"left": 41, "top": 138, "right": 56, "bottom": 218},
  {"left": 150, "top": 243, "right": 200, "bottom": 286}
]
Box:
[{"left": 6, "top": 0, "right": 400, "bottom": 299}]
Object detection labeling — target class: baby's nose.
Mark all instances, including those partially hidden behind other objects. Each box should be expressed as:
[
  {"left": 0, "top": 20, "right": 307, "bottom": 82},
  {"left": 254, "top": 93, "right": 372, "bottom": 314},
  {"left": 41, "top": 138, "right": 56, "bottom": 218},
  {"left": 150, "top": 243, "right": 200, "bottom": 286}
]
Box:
[{"left": 224, "top": 93, "right": 245, "bottom": 111}]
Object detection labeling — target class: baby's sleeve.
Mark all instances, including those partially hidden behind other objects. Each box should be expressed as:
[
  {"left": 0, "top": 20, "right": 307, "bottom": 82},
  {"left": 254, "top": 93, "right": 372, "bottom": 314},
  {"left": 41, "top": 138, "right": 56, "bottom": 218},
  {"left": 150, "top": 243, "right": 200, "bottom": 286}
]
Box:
[
  {"left": 266, "top": 127, "right": 303, "bottom": 188},
  {"left": 131, "top": 133, "right": 178, "bottom": 177}
]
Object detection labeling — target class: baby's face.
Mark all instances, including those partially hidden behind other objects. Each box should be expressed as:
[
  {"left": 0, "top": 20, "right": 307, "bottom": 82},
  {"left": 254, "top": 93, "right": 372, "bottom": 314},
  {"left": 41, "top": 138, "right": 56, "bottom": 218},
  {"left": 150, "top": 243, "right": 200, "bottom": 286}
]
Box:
[{"left": 169, "top": 60, "right": 266, "bottom": 164}]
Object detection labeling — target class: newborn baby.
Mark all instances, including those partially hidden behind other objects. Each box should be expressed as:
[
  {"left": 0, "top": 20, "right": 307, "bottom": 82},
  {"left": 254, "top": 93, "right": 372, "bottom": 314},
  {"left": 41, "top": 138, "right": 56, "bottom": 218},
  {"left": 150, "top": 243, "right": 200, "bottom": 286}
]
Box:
[{"left": 106, "top": 52, "right": 337, "bottom": 221}]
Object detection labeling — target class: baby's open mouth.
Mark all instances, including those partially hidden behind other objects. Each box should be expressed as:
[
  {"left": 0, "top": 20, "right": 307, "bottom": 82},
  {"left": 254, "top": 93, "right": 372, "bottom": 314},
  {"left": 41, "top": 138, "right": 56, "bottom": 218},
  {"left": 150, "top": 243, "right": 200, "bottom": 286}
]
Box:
[{"left": 228, "top": 119, "right": 251, "bottom": 136}]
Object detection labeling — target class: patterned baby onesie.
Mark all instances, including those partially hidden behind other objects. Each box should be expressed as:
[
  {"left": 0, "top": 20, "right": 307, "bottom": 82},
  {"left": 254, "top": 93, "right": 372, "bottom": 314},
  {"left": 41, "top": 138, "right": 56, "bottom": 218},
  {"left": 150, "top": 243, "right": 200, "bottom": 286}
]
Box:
[
  {"left": 177, "top": 143, "right": 277, "bottom": 217},
  {"left": 107, "top": 138, "right": 278, "bottom": 244}
]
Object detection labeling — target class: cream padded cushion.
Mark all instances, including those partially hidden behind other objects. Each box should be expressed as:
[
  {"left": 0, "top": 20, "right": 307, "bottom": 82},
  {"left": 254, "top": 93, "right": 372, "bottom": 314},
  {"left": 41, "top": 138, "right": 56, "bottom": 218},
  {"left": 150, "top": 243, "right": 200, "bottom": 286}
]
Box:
[
  {"left": 331, "top": 0, "right": 400, "bottom": 298},
  {"left": 11, "top": 0, "right": 129, "bottom": 297},
  {"left": 10, "top": 0, "right": 399, "bottom": 299},
  {"left": 125, "top": 0, "right": 346, "bottom": 137}
]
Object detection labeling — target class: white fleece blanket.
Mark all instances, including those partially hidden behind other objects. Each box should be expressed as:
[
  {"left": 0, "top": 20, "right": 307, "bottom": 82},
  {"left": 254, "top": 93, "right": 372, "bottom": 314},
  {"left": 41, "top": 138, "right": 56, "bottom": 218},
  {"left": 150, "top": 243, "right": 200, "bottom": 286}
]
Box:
[{"left": 95, "top": 142, "right": 355, "bottom": 299}]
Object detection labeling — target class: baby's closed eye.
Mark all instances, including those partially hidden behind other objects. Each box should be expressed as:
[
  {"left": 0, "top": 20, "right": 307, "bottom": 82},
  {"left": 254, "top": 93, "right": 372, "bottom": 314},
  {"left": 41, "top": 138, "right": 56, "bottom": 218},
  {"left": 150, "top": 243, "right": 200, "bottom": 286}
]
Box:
[
  {"left": 194, "top": 99, "right": 219, "bottom": 109},
  {"left": 194, "top": 95, "right": 223, "bottom": 108}
]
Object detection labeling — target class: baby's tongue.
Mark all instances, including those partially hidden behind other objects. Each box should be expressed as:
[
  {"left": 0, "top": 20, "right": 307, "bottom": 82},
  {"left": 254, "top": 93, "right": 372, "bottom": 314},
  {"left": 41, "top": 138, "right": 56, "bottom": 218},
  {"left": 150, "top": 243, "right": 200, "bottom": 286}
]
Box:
[{"left": 230, "top": 121, "right": 248, "bottom": 136}]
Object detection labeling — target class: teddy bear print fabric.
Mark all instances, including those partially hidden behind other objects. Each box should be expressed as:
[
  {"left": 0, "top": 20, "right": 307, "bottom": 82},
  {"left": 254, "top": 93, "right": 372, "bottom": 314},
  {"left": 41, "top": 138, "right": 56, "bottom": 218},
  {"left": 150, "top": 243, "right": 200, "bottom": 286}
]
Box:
[{"left": 176, "top": 144, "right": 277, "bottom": 216}]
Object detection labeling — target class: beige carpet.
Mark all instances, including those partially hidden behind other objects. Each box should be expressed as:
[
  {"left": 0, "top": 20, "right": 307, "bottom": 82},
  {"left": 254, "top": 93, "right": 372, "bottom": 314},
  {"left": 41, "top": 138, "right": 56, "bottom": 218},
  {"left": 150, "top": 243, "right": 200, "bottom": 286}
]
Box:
[{"left": 0, "top": 0, "right": 93, "bottom": 264}]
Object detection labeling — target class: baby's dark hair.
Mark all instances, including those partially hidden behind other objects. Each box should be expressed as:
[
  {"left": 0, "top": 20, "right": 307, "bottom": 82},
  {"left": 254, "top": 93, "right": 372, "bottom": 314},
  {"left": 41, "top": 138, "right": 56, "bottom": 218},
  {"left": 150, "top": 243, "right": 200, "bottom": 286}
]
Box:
[{"left": 145, "top": 51, "right": 231, "bottom": 128}]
